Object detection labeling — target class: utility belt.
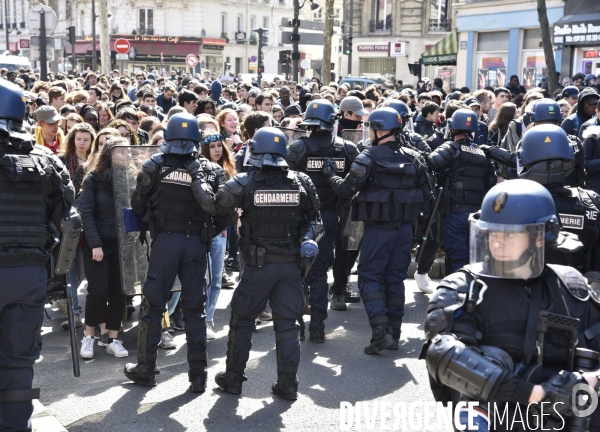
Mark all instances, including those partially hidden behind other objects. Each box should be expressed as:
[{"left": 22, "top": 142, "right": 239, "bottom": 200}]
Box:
[{"left": 243, "top": 244, "right": 299, "bottom": 268}]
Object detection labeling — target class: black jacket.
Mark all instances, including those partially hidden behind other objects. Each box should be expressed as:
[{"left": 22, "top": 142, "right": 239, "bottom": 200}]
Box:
[
  {"left": 583, "top": 125, "right": 600, "bottom": 195},
  {"left": 77, "top": 171, "right": 118, "bottom": 248},
  {"left": 562, "top": 87, "right": 599, "bottom": 136}
]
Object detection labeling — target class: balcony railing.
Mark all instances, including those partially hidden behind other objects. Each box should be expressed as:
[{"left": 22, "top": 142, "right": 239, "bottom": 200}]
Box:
[
  {"left": 137, "top": 28, "right": 155, "bottom": 35},
  {"left": 429, "top": 19, "right": 452, "bottom": 32},
  {"left": 369, "top": 19, "right": 392, "bottom": 32}
]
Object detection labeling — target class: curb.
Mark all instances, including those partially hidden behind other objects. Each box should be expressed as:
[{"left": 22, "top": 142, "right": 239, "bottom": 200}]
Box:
[
  {"left": 408, "top": 257, "right": 445, "bottom": 279},
  {"left": 32, "top": 399, "right": 67, "bottom": 432}
]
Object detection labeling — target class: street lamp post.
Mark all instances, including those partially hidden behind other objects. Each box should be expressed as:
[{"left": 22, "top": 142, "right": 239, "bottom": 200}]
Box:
[
  {"left": 4, "top": 0, "right": 9, "bottom": 52},
  {"left": 91, "top": 0, "right": 97, "bottom": 71}
]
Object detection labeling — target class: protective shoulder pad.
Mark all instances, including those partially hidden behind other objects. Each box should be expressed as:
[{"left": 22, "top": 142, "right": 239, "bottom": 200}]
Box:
[
  {"left": 427, "top": 272, "right": 471, "bottom": 314},
  {"left": 231, "top": 173, "right": 250, "bottom": 193},
  {"left": 144, "top": 153, "right": 164, "bottom": 172},
  {"left": 547, "top": 263, "right": 590, "bottom": 301},
  {"left": 344, "top": 140, "right": 360, "bottom": 160},
  {"left": 288, "top": 138, "right": 308, "bottom": 158},
  {"left": 354, "top": 150, "right": 371, "bottom": 167}
]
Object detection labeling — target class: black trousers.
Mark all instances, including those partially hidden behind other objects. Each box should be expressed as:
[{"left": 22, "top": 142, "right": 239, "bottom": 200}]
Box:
[{"left": 82, "top": 239, "right": 125, "bottom": 331}]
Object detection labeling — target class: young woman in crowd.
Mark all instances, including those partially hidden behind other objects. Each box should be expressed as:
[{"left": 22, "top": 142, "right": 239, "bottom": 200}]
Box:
[
  {"left": 96, "top": 103, "right": 114, "bottom": 129},
  {"left": 200, "top": 132, "right": 237, "bottom": 339},
  {"left": 77, "top": 137, "right": 130, "bottom": 359},
  {"left": 59, "top": 113, "right": 84, "bottom": 137}
]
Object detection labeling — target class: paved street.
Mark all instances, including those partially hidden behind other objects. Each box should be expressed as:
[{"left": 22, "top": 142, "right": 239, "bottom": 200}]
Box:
[{"left": 35, "top": 271, "right": 452, "bottom": 432}]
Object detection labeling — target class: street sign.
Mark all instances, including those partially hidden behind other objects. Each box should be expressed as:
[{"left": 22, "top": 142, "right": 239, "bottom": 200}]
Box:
[
  {"left": 115, "top": 38, "right": 131, "bottom": 54},
  {"left": 281, "top": 32, "right": 323, "bottom": 46},
  {"left": 186, "top": 54, "right": 198, "bottom": 67},
  {"left": 30, "top": 36, "right": 54, "bottom": 47},
  {"left": 30, "top": 47, "right": 55, "bottom": 61},
  {"left": 116, "top": 53, "right": 128, "bottom": 60},
  {"left": 250, "top": 55, "right": 257, "bottom": 62},
  {"left": 300, "top": 59, "right": 310, "bottom": 69},
  {"left": 280, "top": 18, "right": 326, "bottom": 32},
  {"left": 19, "top": 39, "right": 30, "bottom": 49},
  {"left": 26, "top": 5, "right": 58, "bottom": 35}
]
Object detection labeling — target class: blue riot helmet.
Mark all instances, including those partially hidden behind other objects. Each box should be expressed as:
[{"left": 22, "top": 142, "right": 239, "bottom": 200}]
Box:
[
  {"left": 380, "top": 99, "right": 410, "bottom": 128},
  {"left": 161, "top": 113, "right": 202, "bottom": 155},
  {"left": 469, "top": 179, "right": 560, "bottom": 279},
  {"left": 531, "top": 98, "right": 562, "bottom": 124},
  {"left": 247, "top": 127, "right": 288, "bottom": 169},
  {"left": 364, "top": 107, "right": 403, "bottom": 146},
  {"left": 299, "top": 100, "right": 337, "bottom": 131},
  {"left": 585, "top": 74, "right": 597, "bottom": 86},
  {"left": 517, "top": 124, "right": 574, "bottom": 185},
  {"left": 447, "top": 109, "right": 478, "bottom": 133},
  {"left": 0, "top": 78, "right": 33, "bottom": 149}
]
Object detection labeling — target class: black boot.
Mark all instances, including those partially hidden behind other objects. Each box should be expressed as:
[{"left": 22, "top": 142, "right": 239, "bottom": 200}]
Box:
[
  {"left": 309, "top": 320, "right": 325, "bottom": 343},
  {"left": 188, "top": 360, "right": 207, "bottom": 394},
  {"left": 215, "top": 370, "right": 247, "bottom": 394},
  {"left": 330, "top": 294, "right": 347, "bottom": 311},
  {"left": 364, "top": 318, "right": 394, "bottom": 354},
  {"left": 387, "top": 327, "right": 401, "bottom": 351},
  {"left": 272, "top": 373, "right": 298, "bottom": 401},
  {"left": 124, "top": 360, "right": 158, "bottom": 387}
]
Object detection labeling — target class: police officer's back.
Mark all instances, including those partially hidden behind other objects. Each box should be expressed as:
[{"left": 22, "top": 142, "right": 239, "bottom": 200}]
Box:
[
  {"left": 423, "top": 179, "right": 600, "bottom": 431},
  {"left": 324, "top": 108, "right": 433, "bottom": 353},
  {"left": 380, "top": 99, "right": 431, "bottom": 154},
  {"left": 427, "top": 108, "right": 496, "bottom": 274},
  {"left": 0, "top": 80, "right": 77, "bottom": 429},
  {"left": 124, "top": 113, "right": 227, "bottom": 393},
  {"left": 285, "top": 100, "right": 359, "bottom": 343},
  {"left": 191, "top": 127, "right": 324, "bottom": 400}
]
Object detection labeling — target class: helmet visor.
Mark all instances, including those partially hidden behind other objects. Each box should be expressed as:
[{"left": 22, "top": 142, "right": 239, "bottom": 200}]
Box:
[
  {"left": 361, "top": 122, "right": 371, "bottom": 147},
  {"left": 469, "top": 219, "right": 545, "bottom": 279}
]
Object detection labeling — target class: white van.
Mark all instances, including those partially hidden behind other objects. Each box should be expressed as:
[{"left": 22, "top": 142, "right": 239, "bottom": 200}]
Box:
[{"left": 0, "top": 55, "right": 31, "bottom": 71}]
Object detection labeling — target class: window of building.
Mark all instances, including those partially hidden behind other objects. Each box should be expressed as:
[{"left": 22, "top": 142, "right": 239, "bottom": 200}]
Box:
[
  {"left": 429, "top": 0, "right": 449, "bottom": 31},
  {"left": 521, "top": 29, "right": 547, "bottom": 90},
  {"left": 476, "top": 31, "right": 509, "bottom": 89},
  {"left": 222, "top": 14, "right": 227, "bottom": 35},
  {"left": 334, "top": 8, "right": 340, "bottom": 18},
  {"left": 374, "top": 0, "right": 391, "bottom": 24},
  {"left": 262, "top": 16, "right": 269, "bottom": 28},
  {"left": 313, "top": 6, "right": 322, "bottom": 21},
  {"left": 20, "top": 0, "right": 25, "bottom": 22},
  {"left": 250, "top": 16, "right": 255, "bottom": 31},
  {"left": 237, "top": 15, "right": 243, "bottom": 32},
  {"left": 65, "top": 1, "right": 71, "bottom": 20},
  {"left": 359, "top": 57, "right": 396, "bottom": 79},
  {"left": 139, "top": 8, "right": 153, "bottom": 34}
]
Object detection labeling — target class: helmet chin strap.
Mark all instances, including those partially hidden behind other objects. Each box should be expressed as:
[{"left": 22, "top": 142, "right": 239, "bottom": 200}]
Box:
[{"left": 372, "top": 130, "right": 396, "bottom": 147}]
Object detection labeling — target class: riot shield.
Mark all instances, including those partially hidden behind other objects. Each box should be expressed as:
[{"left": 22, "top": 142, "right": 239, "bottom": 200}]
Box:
[
  {"left": 341, "top": 129, "right": 363, "bottom": 145},
  {"left": 276, "top": 127, "right": 308, "bottom": 146},
  {"left": 341, "top": 201, "right": 364, "bottom": 250},
  {"left": 111, "top": 145, "right": 159, "bottom": 296}
]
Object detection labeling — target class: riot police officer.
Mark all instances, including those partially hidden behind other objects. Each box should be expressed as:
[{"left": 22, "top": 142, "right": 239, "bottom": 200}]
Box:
[
  {"left": 426, "top": 108, "right": 496, "bottom": 275},
  {"left": 483, "top": 124, "right": 600, "bottom": 273},
  {"left": 124, "top": 113, "right": 229, "bottom": 393},
  {"left": 191, "top": 127, "right": 324, "bottom": 400},
  {"left": 286, "top": 100, "right": 359, "bottom": 343},
  {"left": 0, "top": 80, "right": 77, "bottom": 429},
  {"left": 380, "top": 99, "right": 431, "bottom": 154},
  {"left": 423, "top": 179, "right": 600, "bottom": 431},
  {"left": 323, "top": 108, "right": 433, "bottom": 353}
]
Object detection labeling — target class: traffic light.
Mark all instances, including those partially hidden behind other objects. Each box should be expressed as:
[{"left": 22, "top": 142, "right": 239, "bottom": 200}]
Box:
[
  {"left": 68, "top": 26, "right": 76, "bottom": 45},
  {"left": 260, "top": 30, "right": 269, "bottom": 45},
  {"left": 279, "top": 50, "right": 292, "bottom": 64},
  {"left": 343, "top": 36, "right": 352, "bottom": 55}
]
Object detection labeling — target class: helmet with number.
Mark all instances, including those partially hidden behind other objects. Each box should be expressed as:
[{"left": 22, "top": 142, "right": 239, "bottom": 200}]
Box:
[
  {"left": 0, "top": 79, "right": 33, "bottom": 149},
  {"left": 517, "top": 124, "right": 574, "bottom": 185},
  {"left": 299, "top": 100, "right": 337, "bottom": 130},
  {"left": 531, "top": 98, "right": 562, "bottom": 124},
  {"left": 161, "top": 113, "right": 202, "bottom": 155},
  {"left": 380, "top": 99, "right": 410, "bottom": 127},
  {"left": 248, "top": 126, "right": 288, "bottom": 169},
  {"left": 585, "top": 74, "right": 597, "bottom": 86},
  {"left": 469, "top": 179, "right": 560, "bottom": 279},
  {"left": 366, "top": 107, "right": 403, "bottom": 131},
  {"left": 447, "top": 108, "right": 478, "bottom": 133}
]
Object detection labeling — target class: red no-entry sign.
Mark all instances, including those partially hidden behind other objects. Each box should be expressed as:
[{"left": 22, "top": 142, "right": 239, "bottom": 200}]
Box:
[{"left": 115, "top": 38, "right": 131, "bottom": 54}]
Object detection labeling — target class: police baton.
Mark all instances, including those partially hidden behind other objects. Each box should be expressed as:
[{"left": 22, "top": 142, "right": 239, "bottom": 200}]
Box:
[{"left": 416, "top": 187, "right": 444, "bottom": 264}]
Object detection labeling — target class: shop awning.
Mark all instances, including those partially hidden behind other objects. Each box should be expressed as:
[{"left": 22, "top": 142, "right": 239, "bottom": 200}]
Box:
[
  {"left": 73, "top": 41, "right": 115, "bottom": 54},
  {"left": 421, "top": 31, "right": 457, "bottom": 66},
  {"left": 134, "top": 42, "right": 197, "bottom": 56},
  {"left": 553, "top": 13, "right": 600, "bottom": 46}
]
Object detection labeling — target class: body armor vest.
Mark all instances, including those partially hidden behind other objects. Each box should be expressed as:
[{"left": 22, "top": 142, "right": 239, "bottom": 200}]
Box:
[
  {"left": 150, "top": 155, "right": 208, "bottom": 236},
  {"left": 240, "top": 170, "right": 307, "bottom": 254},
  {"left": 446, "top": 139, "right": 488, "bottom": 212},
  {"left": 352, "top": 144, "right": 423, "bottom": 226},
  {"left": 546, "top": 186, "right": 599, "bottom": 271},
  {"left": 298, "top": 133, "right": 352, "bottom": 210},
  {"left": 0, "top": 147, "right": 52, "bottom": 250}
]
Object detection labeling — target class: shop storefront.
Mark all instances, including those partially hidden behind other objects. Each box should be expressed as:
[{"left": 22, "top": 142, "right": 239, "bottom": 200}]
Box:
[
  {"left": 421, "top": 31, "right": 457, "bottom": 92},
  {"left": 454, "top": 0, "right": 565, "bottom": 90},
  {"left": 554, "top": 0, "right": 600, "bottom": 76},
  {"left": 357, "top": 44, "right": 396, "bottom": 80}
]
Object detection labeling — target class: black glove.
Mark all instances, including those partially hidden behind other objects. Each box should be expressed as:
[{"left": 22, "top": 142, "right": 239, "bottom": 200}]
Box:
[
  {"left": 184, "top": 157, "right": 202, "bottom": 179},
  {"left": 532, "top": 371, "right": 580, "bottom": 420},
  {"left": 478, "top": 144, "right": 493, "bottom": 156},
  {"left": 321, "top": 158, "right": 337, "bottom": 178}
]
